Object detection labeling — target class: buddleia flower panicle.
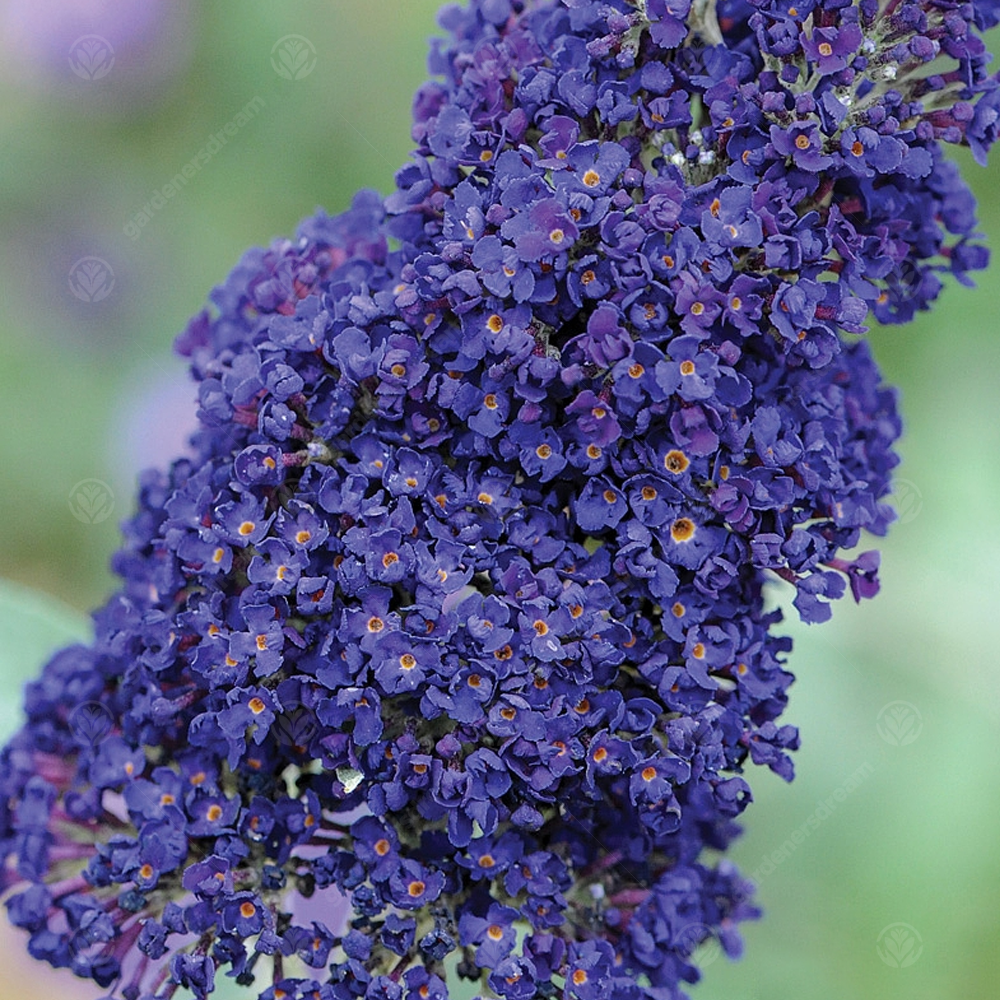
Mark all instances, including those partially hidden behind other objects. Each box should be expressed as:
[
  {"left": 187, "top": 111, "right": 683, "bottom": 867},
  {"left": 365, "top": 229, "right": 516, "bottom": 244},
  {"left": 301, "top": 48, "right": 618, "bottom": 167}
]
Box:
[{"left": 3, "top": 0, "right": 999, "bottom": 998}]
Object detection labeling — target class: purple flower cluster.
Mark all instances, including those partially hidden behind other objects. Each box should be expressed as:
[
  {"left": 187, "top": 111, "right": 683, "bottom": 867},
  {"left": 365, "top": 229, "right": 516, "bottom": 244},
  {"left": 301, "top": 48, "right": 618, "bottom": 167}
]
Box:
[{"left": 3, "top": 1, "right": 998, "bottom": 998}]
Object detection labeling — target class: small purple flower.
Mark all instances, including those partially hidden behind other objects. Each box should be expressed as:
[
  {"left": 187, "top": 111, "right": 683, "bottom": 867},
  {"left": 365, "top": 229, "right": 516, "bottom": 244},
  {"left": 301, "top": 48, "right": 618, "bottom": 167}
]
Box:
[
  {"left": 554, "top": 140, "right": 630, "bottom": 196},
  {"left": 488, "top": 954, "right": 538, "bottom": 1000},
  {"left": 221, "top": 892, "right": 266, "bottom": 937},
  {"left": 769, "top": 121, "right": 833, "bottom": 171},
  {"left": 182, "top": 856, "right": 233, "bottom": 899},
  {"left": 565, "top": 302, "right": 633, "bottom": 368},
  {"left": 501, "top": 197, "right": 580, "bottom": 261},
  {"left": 800, "top": 24, "right": 863, "bottom": 74},
  {"left": 388, "top": 861, "right": 445, "bottom": 910}
]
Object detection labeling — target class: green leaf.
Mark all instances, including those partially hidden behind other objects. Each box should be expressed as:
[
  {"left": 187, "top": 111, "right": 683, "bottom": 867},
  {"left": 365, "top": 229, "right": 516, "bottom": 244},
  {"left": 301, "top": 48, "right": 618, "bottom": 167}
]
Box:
[{"left": 0, "top": 579, "right": 91, "bottom": 742}]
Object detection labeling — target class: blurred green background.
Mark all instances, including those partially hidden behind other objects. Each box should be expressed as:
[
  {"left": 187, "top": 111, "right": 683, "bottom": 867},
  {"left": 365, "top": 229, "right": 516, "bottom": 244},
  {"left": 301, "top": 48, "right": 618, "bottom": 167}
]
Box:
[{"left": 0, "top": 3, "right": 998, "bottom": 999}]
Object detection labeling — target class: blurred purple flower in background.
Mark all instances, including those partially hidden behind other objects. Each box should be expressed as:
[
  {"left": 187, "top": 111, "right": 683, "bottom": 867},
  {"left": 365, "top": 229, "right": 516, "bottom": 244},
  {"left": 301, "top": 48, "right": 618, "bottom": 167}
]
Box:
[{"left": 0, "top": 0, "right": 192, "bottom": 101}]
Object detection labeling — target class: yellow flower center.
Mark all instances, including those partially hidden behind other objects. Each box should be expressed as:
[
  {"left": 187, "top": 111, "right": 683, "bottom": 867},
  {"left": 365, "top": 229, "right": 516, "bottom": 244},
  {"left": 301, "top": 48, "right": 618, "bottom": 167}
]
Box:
[
  {"left": 664, "top": 450, "right": 690, "bottom": 474},
  {"left": 671, "top": 517, "right": 696, "bottom": 542}
]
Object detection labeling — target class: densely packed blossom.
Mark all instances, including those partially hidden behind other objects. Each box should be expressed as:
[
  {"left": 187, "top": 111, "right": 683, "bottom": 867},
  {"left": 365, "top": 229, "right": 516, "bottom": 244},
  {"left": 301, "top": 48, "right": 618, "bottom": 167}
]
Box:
[{"left": 4, "top": 0, "right": 999, "bottom": 997}]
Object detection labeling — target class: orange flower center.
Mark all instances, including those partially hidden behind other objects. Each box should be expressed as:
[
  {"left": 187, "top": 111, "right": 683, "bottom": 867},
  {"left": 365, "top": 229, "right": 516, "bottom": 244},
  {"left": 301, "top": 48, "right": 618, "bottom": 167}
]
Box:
[
  {"left": 671, "top": 517, "right": 696, "bottom": 542},
  {"left": 664, "top": 449, "right": 690, "bottom": 474}
]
